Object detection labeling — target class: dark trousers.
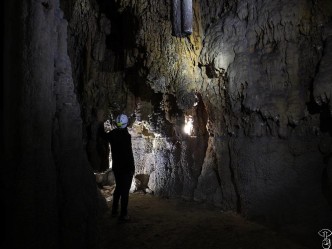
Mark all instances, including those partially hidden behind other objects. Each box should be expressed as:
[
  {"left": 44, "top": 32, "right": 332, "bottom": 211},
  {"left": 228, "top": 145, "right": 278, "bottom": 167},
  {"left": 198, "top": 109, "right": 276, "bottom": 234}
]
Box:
[{"left": 112, "top": 171, "right": 133, "bottom": 216}]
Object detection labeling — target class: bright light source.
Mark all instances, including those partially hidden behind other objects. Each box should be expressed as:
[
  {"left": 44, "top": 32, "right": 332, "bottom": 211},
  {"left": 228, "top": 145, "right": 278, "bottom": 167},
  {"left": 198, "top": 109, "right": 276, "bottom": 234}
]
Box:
[{"left": 183, "top": 115, "right": 193, "bottom": 135}]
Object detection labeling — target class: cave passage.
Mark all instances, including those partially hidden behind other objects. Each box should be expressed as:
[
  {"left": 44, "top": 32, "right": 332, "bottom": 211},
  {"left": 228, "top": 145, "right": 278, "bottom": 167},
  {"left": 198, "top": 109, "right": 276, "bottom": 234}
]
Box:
[{"left": 3, "top": 0, "right": 332, "bottom": 249}]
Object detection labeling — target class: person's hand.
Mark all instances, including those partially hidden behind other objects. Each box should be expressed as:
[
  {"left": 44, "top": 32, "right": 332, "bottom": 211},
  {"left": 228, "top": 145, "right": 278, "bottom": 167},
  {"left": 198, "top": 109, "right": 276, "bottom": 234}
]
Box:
[{"left": 103, "top": 120, "right": 112, "bottom": 132}]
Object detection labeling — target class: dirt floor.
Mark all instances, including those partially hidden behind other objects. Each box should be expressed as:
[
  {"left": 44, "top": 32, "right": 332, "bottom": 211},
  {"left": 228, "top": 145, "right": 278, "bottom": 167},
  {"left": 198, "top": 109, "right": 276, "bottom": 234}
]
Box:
[{"left": 98, "top": 190, "right": 314, "bottom": 249}]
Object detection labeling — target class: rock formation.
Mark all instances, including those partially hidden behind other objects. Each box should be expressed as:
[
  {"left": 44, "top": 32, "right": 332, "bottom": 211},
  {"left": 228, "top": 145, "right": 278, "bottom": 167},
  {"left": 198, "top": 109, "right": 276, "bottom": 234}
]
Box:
[{"left": 3, "top": 0, "right": 332, "bottom": 248}]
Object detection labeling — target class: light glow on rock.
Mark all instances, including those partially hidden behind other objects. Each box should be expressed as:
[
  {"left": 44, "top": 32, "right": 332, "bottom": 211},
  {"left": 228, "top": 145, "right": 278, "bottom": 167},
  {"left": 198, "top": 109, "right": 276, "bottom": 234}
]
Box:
[{"left": 184, "top": 115, "right": 193, "bottom": 135}]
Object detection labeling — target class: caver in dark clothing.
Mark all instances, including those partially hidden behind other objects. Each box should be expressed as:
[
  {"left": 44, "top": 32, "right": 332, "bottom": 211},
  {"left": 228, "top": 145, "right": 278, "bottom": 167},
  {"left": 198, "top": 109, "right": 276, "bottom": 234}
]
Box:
[{"left": 104, "top": 123, "right": 135, "bottom": 219}]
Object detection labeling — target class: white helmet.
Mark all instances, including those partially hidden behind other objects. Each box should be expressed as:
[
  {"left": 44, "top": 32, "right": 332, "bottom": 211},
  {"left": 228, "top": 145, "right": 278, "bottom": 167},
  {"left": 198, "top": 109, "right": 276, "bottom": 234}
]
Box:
[{"left": 116, "top": 114, "right": 128, "bottom": 128}]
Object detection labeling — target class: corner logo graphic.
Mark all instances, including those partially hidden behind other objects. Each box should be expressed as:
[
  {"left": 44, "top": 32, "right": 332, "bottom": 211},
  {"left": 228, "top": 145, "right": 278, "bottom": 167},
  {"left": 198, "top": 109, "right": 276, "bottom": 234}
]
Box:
[{"left": 318, "top": 229, "right": 332, "bottom": 249}]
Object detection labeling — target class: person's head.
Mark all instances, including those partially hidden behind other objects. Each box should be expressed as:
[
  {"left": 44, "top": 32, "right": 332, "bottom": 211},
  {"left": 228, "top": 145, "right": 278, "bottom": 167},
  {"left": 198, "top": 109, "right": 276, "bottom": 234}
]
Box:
[{"left": 116, "top": 114, "right": 128, "bottom": 128}]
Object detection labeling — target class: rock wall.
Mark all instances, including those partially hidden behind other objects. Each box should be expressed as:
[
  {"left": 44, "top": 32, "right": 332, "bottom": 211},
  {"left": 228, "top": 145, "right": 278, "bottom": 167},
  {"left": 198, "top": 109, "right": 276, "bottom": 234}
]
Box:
[
  {"left": 198, "top": 0, "right": 332, "bottom": 235},
  {"left": 3, "top": 1, "right": 102, "bottom": 249}
]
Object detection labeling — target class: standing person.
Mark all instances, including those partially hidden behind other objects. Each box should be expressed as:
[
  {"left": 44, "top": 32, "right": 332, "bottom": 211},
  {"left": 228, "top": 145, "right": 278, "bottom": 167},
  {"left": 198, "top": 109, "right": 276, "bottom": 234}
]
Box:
[{"left": 104, "top": 114, "right": 135, "bottom": 221}]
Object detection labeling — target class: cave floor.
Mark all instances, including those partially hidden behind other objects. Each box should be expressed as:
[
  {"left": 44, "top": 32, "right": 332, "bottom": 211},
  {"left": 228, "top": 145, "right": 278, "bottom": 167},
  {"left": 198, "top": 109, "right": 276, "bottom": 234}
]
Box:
[{"left": 99, "top": 192, "right": 309, "bottom": 249}]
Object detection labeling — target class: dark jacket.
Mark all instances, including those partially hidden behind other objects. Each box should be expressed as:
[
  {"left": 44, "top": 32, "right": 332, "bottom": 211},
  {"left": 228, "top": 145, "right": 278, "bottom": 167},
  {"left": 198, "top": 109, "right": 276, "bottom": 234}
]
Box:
[{"left": 105, "top": 128, "right": 135, "bottom": 174}]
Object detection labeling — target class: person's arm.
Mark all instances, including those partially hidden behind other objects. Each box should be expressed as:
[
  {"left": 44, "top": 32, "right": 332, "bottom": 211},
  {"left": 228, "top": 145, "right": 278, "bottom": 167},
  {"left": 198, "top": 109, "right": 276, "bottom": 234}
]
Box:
[{"left": 102, "top": 119, "right": 116, "bottom": 141}]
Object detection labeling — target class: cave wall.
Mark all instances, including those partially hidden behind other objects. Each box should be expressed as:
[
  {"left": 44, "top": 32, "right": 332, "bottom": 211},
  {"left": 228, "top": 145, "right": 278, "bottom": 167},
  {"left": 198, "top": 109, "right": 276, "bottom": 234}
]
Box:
[
  {"left": 3, "top": 1, "right": 102, "bottom": 249},
  {"left": 198, "top": 0, "right": 332, "bottom": 234}
]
